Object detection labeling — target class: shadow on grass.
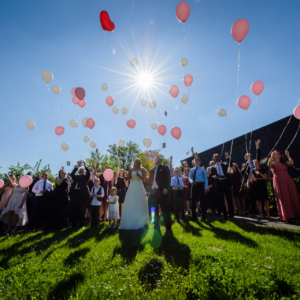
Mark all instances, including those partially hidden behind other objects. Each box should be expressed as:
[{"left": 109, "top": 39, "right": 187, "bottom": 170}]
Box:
[
  {"left": 138, "top": 258, "right": 163, "bottom": 291},
  {"left": 47, "top": 273, "right": 85, "bottom": 299},
  {"left": 178, "top": 219, "right": 202, "bottom": 237},
  {"left": 64, "top": 247, "right": 90, "bottom": 266}
]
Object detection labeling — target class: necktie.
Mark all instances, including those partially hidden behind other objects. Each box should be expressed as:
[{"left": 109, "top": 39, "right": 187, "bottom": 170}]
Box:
[
  {"left": 43, "top": 180, "right": 46, "bottom": 191},
  {"left": 177, "top": 177, "right": 180, "bottom": 187},
  {"left": 193, "top": 167, "right": 197, "bottom": 182}
]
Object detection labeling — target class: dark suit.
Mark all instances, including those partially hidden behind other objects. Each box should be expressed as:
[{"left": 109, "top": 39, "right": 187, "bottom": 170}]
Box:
[
  {"left": 148, "top": 165, "right": 171, "bottom": 230},
  {"left": 69, "top": 166, "right": 90, "bottom": 227},
  {"left": 210, "top": 158, "right": 234, "bottom": 218},
  {"left": 241, "top": 147, "right": 261, "bottom": 214}
]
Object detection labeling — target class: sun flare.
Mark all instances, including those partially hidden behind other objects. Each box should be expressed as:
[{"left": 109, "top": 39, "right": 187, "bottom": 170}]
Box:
[{"left": 138, "top": 72, "right": 154, "bottom": 88}]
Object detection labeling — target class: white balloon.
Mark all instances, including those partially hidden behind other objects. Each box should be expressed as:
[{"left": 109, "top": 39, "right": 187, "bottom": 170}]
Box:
[
  {"left": 102, "top": 83, "right": 108, "bottom": 91},
  {"left": 26, "top": 121, "right": 35, "bottom": 131},
  {"left": 112, "top": 107, "right": 119, "bottom": 115},
  {"left": 218, "top": 109, "right": 227, "bottom": 117},
  {"left": 41, "top": 70, "right": 53, "bottom": 83},
  {"left": 82, "top": 117, "right": 88, "bottom": 127},
  {"left": 90, "top": 141, "right": 96, "bottom": 149},
  {"left": 52, "top": 85, "right": 61, "bottom": 95},
  {"left": 119, "top": 139, "right": 125, "bottom": 147},
  {"left": 141, "top": 98, "right": 147, "bottom": 107},
  {"left": 130, "top": 58, "right": 138, "bottom": 68},
  {"left": 69, "top": 119, "right": 78, "bottom": 128},
  {"left": 121, "top": 107, "right": 128, "bottom": 115},
  {"left": 180, "top": 58, "right": 188, "bottom": 67},
  {"left": 84, "top": 136, "right": 90, "bottom": 143},
  {"left": 149, "top": 101, "right": 156, "bottom": 109},
  {"left": 143, "top": 137, "right": 152, "bottom": 148},
  {"left": 151, "top": 122, "right": 157, "bottom": 130},
  {"left": 61, "top": 142, "right": 69, "bottom": 151},
  {"left": 181, "top": 94, "right": 189, "bottom": 104}
]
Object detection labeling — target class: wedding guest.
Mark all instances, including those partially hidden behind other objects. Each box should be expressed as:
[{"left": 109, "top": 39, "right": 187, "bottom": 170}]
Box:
[
  {"left": 0, "top": 174, "right": 16, "bottom": 215},
  {"left": 182, "top": 167, "right": 190, "bottom": 214},
  {"left": 268, "top": 150, "right": 300, "bottom": 223},
  {"left": 210, "top": 152, "right": 234, "bottom": 220},
  {"left": 209, "top": 161, "right": 215, "bottom": 167},
  {"left": 241, "top": 140, "right": 261, "bottom": 217},
  {"left": 85, "top": 174, "right": 94, "bottom": 225},
  {"left": 69, "top": 161, "right": 90, "bottom": 228},
  {"left": 45, "top": 167, "right": 69, "bottom": 230},
  {"left": 248, "top": 160, "right": 269, "bottom": 220},
  {"left": 115, "top": 169, "right": 128, "bottom": 218},
  {"left": 206, "top": 167, "right": 218, "bottom": 216},
  {"left": 27, "top": 174, "right": 41, "bottom": 225},
  {"left": 171, "top": 169, "right": 185, "bottom": 222},
  {"left": 189, "top": 148, "right": 208, "bottom": 221},
  {"left": 231, "top": 163, "right": 246, "bottom": 214},
  {"left": 30, "top": 172, "right": 53, "bottom": 229},
  {"left": 169, "top": 156, "right": 183, "bottom": 178},
  {"left": 89, "top": 177, "right": 104, "bottom": 228},
  {"left": 0, "top": 183, "right": 29, "bottom": 233},
  {"left": 108, "top": 187, "right": 119, "bottom": 229}
]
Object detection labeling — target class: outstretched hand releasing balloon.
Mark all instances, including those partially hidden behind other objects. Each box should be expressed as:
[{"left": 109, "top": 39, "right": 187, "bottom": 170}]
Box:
[
  {"left": 237, "top": 95, "right": 251, "bottom": 110},
  {"left": 158, "top": 125, "right": 167, "bottom": 136},
  {"left": 231, "top": 18, "right": 249, "bottom": 43},
  {"left": 169, "top": 85, "right": 179, "bottom": 98},
  {"left": 183, "top": 74, "right": 193, "bottom": 87},
  {"left": 176, "top": 2, "right": 190, "bottom": 23},
  {"left": 100, "top": 11, "right": 115, "bottom": 32},
  {"left": 251, "top": 81, "right": 264, "bottom": 96}
]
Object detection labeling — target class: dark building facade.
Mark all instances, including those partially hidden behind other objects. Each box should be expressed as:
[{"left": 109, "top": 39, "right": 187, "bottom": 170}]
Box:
[{"left": 181, "top": 115, "right": 300, "bottom": 179}]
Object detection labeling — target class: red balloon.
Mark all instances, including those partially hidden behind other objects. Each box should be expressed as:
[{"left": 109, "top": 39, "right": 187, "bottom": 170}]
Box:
[
  {"left": 171, "top": 127, "right": 181, "bottom": 140},
  {"left": 128, "top": 119, "right": 136, "bottom": 129},
  {"left": 55, "top": 126, "right": 65, "bottom": 136},
  {"left": 106, "top": 96, "right": 114, "bottom": 107},
  {"left": 231, "top": 18, "right": 249, "bottom": 43},
  {"left": 169, "top": 85, "right": 179, "bottom": 98},
  {"left": 75, "top": 87, "right": 85, "bottom": 100},
  {"left": 86, "top": 118, "right": 95, "bottom": 129},
  {"left": 72, "top": 96, "right": 79, "bottom": 104},
  {"left": 78, "top": 99, "right": 86, "bottom": 108},
  {"left": 251, "top": 81, "right": 264, "bottom": 96},
  {"left": 19, "top": 175, "right": 33, "bottom": 188},
  {"left": 175, "top": 2, "right": 190, "bottom": 23},
  {"left": 183, "top": 74, "right": 193, "bottom": 87},
  {"left": 158, "top": 125, "right": 166, "bottom": 136},
  {"left": 71, "top": 88, "right": 76, "bottom": 96},
  {"left": 237, "top": 95, "right": 251, "bottom": 110},
  {"left": 126, "top": 120, "right": 130, "bottom": 127},
  {"left": 100, "top": 11, "right": 115, "bottom": 32}
]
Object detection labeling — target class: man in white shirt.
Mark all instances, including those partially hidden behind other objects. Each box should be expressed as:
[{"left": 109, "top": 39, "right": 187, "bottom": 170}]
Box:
[
  {"left": 30, "top": 172, "right": 53, "bottom": 229},
  {"left": 171, "top": 169, "right": 185, "bottom": 222},
  {"left": 89, "top": 178, "right": 104, "bottom": 228}
]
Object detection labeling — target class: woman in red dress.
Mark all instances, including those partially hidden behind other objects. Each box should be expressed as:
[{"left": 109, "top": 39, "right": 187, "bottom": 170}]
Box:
[
  {"left": 268, "top": 150, "right": 300, "bottom": 223},
  {"left": 182, "top": 167, "right": 190, "bottom": 214}
]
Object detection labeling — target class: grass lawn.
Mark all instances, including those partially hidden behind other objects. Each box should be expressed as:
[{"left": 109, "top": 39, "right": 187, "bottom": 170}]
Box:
[{"left": 0, "top": 217, "right": 299, "bottom": 299}]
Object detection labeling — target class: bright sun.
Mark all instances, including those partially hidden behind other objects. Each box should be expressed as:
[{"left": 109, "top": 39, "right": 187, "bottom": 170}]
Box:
[{"left": 138, "top": 72, "right": 153, "bottom": 88}]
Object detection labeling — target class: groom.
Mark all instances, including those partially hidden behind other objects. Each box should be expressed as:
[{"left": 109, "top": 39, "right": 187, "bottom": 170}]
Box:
[{"left": 148, "top": 156, "right": 171, "bottom": 231}]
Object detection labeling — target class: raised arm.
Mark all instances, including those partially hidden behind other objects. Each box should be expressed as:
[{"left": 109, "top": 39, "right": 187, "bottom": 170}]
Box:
[
  {"left": 225, "top": 152, "right": 233, "bottom": 167},
  {"left": 84, "top": 165, "right": 90, "bottom": 180},
  {"left": 267, "top": 152, "right": 275, "bottom": 169},
  {"left": 285, "top": 150, "right": 294, "bottom": 167},
  {"left": 255, "top": 140, "right": 261, "bottom": 161}
]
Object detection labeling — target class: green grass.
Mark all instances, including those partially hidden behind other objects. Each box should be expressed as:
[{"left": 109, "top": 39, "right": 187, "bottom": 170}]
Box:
[{"left": 0, "top": 217, "right": 299, "bottom": 299}]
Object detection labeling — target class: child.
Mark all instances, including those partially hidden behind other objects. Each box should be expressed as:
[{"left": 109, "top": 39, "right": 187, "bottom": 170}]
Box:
[
  {"left": 90, "top": 178, "right": 104, "bottom": 228},
  {"left": 171, "top": 169, "right": 185, "bottom": 222},
  {"left": 107, "top": 187, "right": 119, "bottom": 228}
]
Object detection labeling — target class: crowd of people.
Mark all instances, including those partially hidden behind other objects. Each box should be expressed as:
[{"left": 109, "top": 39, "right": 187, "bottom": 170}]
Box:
[{"left": 0, "top": 139, "right": 300, "bottom": 234}]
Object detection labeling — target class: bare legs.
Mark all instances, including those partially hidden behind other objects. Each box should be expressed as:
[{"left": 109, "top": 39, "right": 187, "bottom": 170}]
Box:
[
  {"left": 4, "top": 211, "right": 19, "bottom": 233},
  {"left": 256, "top": 200, "right": 269, "bottom": 218},
  {"left": 235, "top": 197, "right": 246, "bottom": 214},
  {"left": 184, "top": 199, "right": 190, "bottom": 214}
]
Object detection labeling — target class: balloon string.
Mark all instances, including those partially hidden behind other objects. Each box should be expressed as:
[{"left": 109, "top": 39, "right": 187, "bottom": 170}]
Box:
[
  {"left": 245, "top": 109, "right": 249, "bottom": 154},
  {"left": 248, "top": 95, "right": 259, "bottom": 153},
  {"left": 188, "top": 87, "right": 194, "bottom": 148},
  {"left": 286, "top": 123, "right": 300, "bottom": 150},
  {"left": 104, "top": 31, "right": 110, "bottom": 85},
  {"left": 48, "top": 90, "right": 55, "bottom": 121},
  {"left": 183, "top": 25, "right": 186, "bottom": 58}
]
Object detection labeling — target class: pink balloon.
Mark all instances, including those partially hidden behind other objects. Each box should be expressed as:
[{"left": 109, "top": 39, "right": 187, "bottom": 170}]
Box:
[
  {"left": 72, "top": 96, "right": 79, "bottom": 104},
  {"left": 19, "top": 175, "right": 33, "bottom": 188},
  {"left": 158, "top": 125, "right": 167, "bottom": 136},
  {"left": 183, "top": 74, "right": 193, "bottom": 87},
  {"left": 251, "top": 81, "right": 264, "bottom": 96},
  {"left": 75, "top": 87, "right": 85, "bottom": 100},
  {"left": 126, "top": 120, "right": 130, "bottom": 127},
  {"left": 293, "top": 105, "right": 300, "bottom": 120},
  {"left": 55, "top": 126, "right": 65, "bottom": 136},
  {"left": 0, "top": 180, "right": 4, "bottom": 189},
  {"left": 71, "top": 88, "right": 76, "bottom": 96},
  {"left": 106, "top": 96, "right": 114, "bottom": 107},
  {"left": 175, "top": 1, "right": 190, "bottom": 23},
  {"left": 128, "top": 119, "right": 136, "bottom": 129},
  {"left": 78, "top": 99, "right": 86, "bottom": 108},
  {"left": 237, "top": 95, "right": 251, "bottom": 110},
  {"left": 171, "top": 127, "right": 181, "bottom": 140},
  {"left": 86, "top": 118, "right": 95, "bottom": 129},
  {"left": 169, "top": 85, "right": 179, "bottom": 98},
  {"left": 103, "top": 169, "right": 114, "bottom": 182},
  {"left": 231, "top": 18, "right": 249, "bottom": 43}
]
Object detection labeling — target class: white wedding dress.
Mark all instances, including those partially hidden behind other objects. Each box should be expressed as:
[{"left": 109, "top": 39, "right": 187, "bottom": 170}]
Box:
[{"left": 119, "top": 171, "right": 149, "bottom": 230}]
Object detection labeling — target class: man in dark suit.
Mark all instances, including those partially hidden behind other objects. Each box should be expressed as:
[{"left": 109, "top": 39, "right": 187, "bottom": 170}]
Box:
[
  {"left": 147, "top": 156, "right": 171, "bottom": 231},
  {"left": 209, "top": 152, "right": 234, "bottom": 220},
  {"left": 241, "top": 139, "right": 261, "bottom": 217},
  {"left": 69, "top": 161, "right": 90, "bottom": 228}
]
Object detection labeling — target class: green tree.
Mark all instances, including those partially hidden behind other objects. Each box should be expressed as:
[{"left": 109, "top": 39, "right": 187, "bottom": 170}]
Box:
[
  {"left": 85, "top": 151, "right": 112, "bottom": 173},
  {"left": 137, "top": 150, "right": 169, "bottom": 174}
]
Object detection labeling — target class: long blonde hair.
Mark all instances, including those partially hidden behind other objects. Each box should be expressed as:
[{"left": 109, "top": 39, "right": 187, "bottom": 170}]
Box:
[
  {"left": 231, "top": 163, "right": 242, "bottom": 179},
  {"left": 133, "top": 158, "right": 142, "bottom": 169}
]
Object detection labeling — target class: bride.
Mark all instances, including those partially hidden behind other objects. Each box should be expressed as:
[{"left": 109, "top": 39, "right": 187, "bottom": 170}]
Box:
[{"left": 119, "top": 158, "right": 149, "bottom": 230}]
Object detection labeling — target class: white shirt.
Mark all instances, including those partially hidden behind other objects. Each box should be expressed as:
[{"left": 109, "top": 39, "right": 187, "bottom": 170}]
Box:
[
  {"left": 216, "top": 163, "right": 224, "bottom": 176},
  {"left": 90, "top": 185, "right": 104, "bottom": 206},
  {"left": 32, "top": 180, "right": 53, "bottom": 196},
  {"left": 152, "top": 165, "right": 159, "bottom": 190}
]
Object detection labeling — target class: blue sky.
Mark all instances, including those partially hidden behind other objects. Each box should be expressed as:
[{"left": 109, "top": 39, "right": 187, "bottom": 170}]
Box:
[{"left": 1, "top": 0, "right": 300, "bottom": 174}]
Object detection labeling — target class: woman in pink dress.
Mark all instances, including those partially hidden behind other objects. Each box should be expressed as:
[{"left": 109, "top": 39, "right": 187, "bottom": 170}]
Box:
[
  {"left": 268, "top": 150, "right": 300, "bottom": 223},
  {"left": 0, "top": 174, "right": 16, "bottom": 212}
]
